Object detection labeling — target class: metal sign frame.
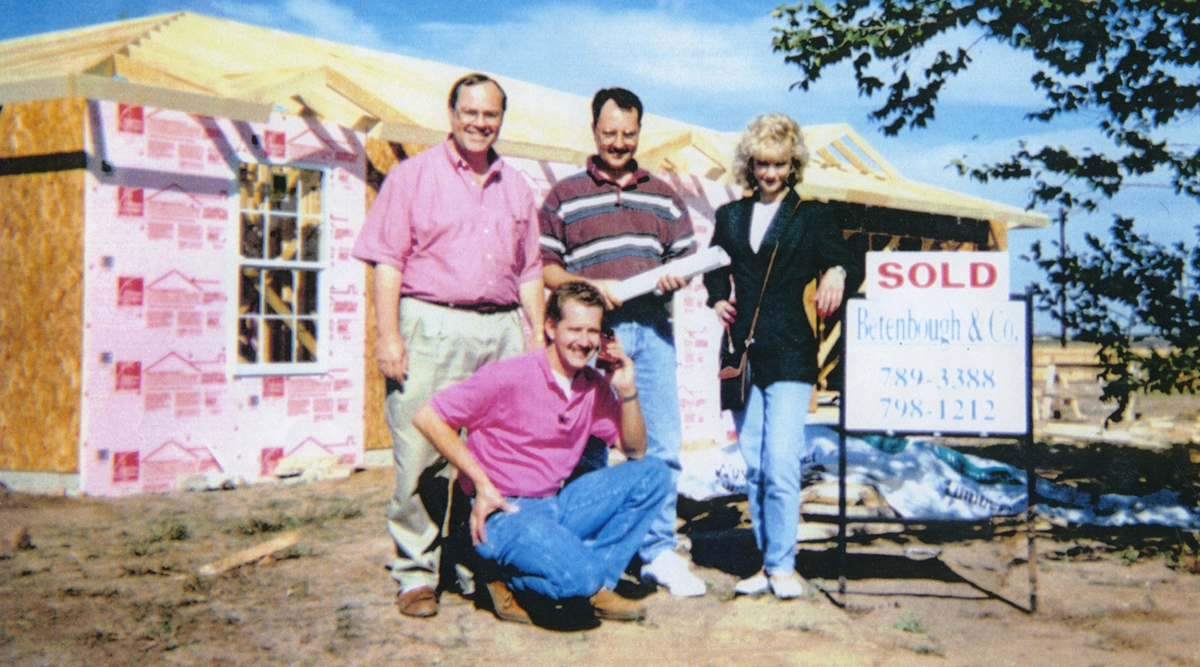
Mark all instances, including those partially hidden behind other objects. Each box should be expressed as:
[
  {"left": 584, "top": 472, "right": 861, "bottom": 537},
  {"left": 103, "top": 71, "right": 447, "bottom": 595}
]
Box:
[{"left": 826, "top": 294, "right": 1037, "bottom": 612}]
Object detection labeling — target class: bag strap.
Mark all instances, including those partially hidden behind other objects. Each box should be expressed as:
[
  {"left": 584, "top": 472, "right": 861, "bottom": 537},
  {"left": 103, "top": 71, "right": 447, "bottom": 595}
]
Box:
[
  {"left": 725, "top": 197, "right": 801, "bottom": 351},
  {"left": 743, "top": 245, "right": 778, "bottom": 346},
  {"left": 723, "top": 245, "right": 777, "bottom": 353}
]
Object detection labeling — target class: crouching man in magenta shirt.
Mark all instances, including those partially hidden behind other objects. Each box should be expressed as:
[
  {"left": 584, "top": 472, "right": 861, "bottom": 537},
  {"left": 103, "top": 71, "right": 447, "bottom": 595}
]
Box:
[{"left": 413, "top": 282, "right": 668, "bottom": 624}]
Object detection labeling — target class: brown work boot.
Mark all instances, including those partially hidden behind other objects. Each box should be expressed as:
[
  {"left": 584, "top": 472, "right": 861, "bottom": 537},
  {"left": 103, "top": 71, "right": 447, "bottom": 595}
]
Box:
[
  {"left": 396, "top": 586, "right": 438, "bottom": 618},
  {"left": 481, "top": 580, "right": 532, "bottom": 624},
  {"left": 589, "top": 587, "right": 646, "bottom": 621}
]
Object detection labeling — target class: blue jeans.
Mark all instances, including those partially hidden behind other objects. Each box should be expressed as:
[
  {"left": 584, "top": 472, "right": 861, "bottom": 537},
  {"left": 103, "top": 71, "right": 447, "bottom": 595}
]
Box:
[
  {"left": 733, "top": 381, "right": 813, "bottom": 574},
  {"left": 610, "top": 304, "right": 683, "bottom": 563},
  {"left": 475, "top": 458, "right": 669, "bottom": 599}
]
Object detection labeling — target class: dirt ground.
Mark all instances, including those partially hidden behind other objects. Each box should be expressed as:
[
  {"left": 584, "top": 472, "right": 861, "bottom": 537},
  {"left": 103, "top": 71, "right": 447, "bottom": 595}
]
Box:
[{"left": 3, "top": 389, "right": 1200, "bottom": 665}]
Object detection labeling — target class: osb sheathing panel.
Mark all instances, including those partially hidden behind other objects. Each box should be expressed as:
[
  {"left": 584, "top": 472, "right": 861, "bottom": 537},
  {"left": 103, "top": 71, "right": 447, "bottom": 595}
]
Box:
[
  {"left": 0, "top": 170, "right": 85, "bottom": 472},
  {"left": 361, "top": 137, "right": 405, "bottom": 450},
  {"left": 0, "top": 97, "right": 85, "bottom": 158}
]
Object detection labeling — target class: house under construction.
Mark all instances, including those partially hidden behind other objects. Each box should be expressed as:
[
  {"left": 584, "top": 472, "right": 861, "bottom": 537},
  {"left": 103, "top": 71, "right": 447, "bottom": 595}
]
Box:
[{"left": 0, "top": 12, "right": 1048, "bottom": 495}]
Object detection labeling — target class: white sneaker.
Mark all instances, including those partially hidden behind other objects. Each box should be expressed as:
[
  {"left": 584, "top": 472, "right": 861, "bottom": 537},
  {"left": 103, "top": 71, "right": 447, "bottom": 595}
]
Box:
[
  {"left": 641, "top": 550, "right": 706, "bottom": 597},
  {"left": 768, "top": 570, "right": 805, "bottom": 600},
  {"left": 733, "top": 570, "right": 768, "bottom": 596}
]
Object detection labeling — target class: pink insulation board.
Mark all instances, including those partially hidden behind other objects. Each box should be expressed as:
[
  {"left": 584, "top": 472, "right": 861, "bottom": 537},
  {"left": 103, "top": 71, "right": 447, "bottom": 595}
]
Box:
[{"left": 80, "top": 102, "right": 367, "bottom": 496}]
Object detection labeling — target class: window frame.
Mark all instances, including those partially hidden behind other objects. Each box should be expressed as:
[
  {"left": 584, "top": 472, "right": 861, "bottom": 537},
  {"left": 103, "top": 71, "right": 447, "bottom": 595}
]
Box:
[{"left": 228, "top": 160, "right": 331, "bottom": 377}]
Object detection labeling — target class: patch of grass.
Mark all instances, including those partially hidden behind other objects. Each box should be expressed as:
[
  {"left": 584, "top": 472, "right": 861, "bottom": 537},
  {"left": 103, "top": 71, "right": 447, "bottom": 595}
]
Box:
[
  {"left": 894, "top": 611, "right": 926, "bottom": 634},
  {"left": 1117, "top": 546, "right": 1140, "bottom": 566},
  {"left": 62, "top": 585, "right": 120, "bottom": 597},
  {"left": 121, "top": 561, "right": 180, "bottom": 576},
  {"left": 305, "top": 500, "right": 364, "bottom": 522},
  {"left": 287, "top": 579, "right": 312, "bottom": 598},
  {"left": 909, "top": 641, "right": 944, "bottom": 657},
  {"left": 334, "top": 603, "right": 363, "bottom": 639},
  {"left": 227, "top": 500, "right": 364, "bottom": 536},
  {"left": 127, "top": 515, "right": 190, "bottom": 557},
  {"left": 183, "top": 575, "right": 212, "bottom": 594},
  {"left": 149, "top": 517, "right": 191, "bottom": 542},
  {"left": 230, "top": 516, "right": 291, "bottom": 536},
  {"left": 265, "top": 498, "right": 296, "bottom": 511},
  {"left": 139, "top": 604, "right": 194, "bottom": 651},
  {"left": 148, "top": 614, "right": 176, "bottom": 646},
  {"left": 86, "top": 626, "right": 120, "bottom": 645}
]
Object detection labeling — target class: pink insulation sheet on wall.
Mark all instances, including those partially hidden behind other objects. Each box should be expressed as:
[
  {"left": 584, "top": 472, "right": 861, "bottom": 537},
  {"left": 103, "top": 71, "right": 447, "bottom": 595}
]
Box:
[
  {"left": 80, "top": 101, "right": 367, "bottom": 496},
  {"left": 507, "top": 158, "right": 739, "bottom": 448}
]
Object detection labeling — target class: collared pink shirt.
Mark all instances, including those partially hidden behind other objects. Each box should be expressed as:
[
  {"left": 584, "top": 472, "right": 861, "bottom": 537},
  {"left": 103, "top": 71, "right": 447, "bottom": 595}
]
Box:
[
  {"left": 352, "top": 139, "right": 542, "bottom": 305},
  {"left": 428, "top": 349, "right": 622, "bottom": 498}
]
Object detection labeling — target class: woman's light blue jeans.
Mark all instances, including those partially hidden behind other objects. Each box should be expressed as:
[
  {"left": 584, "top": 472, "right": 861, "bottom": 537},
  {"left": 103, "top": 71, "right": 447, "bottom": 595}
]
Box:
[
  {"left": 732, "top": 381, "right": 813, "bottom": 575},
  {"left": 474, "top": 457, "right": 669, "bottom": 599}
]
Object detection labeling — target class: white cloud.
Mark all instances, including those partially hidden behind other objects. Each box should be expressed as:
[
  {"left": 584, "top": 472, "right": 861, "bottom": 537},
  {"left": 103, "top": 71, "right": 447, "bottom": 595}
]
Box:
[
  {"left": 281, "top": 0, "right": 386, "bottom": 49},
  {"left": 412, "top": 5, "right": 803, "bottom": 97},
  {"left": 208, "top": 0, "right": 388, "bottom": 51},
  {"left": 939, "top": 38, "right": 1046, "bottom": 109},
  {"left": 208, "top": 0, "right": 276, "bottom": 26},
  {"left": 877, "top": 28, "right": 1047, "bottom": 110}
]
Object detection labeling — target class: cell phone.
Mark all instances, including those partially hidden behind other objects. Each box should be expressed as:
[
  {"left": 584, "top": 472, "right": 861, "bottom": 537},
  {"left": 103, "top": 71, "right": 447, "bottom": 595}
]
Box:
[{"left": 596, "top": 326, "right": 617, "bottom": 371}]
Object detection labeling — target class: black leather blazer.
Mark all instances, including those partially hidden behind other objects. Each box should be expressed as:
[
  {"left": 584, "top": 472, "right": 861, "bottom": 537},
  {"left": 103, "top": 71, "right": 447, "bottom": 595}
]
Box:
[{"left": 704, "top": 189, "right": 861, "bottom": 386}]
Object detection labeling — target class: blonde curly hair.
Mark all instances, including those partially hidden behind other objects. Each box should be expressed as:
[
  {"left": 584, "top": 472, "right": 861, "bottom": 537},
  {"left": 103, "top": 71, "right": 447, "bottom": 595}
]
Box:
[{"left": 731, "top": 113, "right": 809, "bottom": 191}]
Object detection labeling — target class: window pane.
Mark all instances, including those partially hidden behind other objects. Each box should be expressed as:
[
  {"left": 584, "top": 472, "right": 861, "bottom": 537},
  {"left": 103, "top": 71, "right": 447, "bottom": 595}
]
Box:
[
  {"left": 297, "top": 319, "right": 318, "bottom": 362},
  {"left": 238, "top": 317, "right": 259, "bottom": 364},
  {"left": 266, "top": 270, "right": 294, "bottom": 315},
  {"left": 241, "top": 213, "right": 264, "bottom": 259},
  {"left": 270, "top": 167, "right": 299, "bottom": 213},
  {"left": 298, "top": 169, "right": 323, "bottom": 215},
  {"left": 234, "top": 162, "right": 326, "bottom": 371},
  {"left": 299, "top": 216, "right": 321, "bottom": 261},
  {"left": 266, "top": 319, "right": 294, "bottom": 362},
  {"left": 240, "top": 267, "right": 262, "bottom": 315},
  {"left": 297, "top": 270, "right": 318, "bottom": 316},
  {"left": 268, "top": 214, "right": 297, "bottom": 260},
  {"left": 239, "top": 164, "right": 269, "bottom": 211}
]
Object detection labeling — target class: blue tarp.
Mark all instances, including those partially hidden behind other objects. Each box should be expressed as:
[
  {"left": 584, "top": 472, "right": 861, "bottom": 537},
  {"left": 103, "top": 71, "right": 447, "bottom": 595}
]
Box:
[{"left": 678, "top": 425, "right": 1200, "bottom": 529}]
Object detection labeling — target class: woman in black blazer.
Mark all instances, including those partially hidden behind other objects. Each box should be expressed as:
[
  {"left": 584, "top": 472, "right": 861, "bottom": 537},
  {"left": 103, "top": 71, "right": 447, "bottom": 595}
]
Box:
[{"left": 704, "top": 113, "right": 859, "bottom": 599}]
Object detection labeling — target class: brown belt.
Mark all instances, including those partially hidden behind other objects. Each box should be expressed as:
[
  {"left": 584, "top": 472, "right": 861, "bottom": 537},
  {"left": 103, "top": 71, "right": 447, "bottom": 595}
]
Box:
[{"left": 420, "top": 299, "right": 519, "bottom": 314}]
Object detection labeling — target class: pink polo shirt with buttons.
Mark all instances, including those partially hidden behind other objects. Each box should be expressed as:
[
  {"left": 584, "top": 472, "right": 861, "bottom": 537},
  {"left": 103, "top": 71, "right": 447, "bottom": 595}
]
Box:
[
  {"left": 352, "top": 139, "right": 542, "bottom": 305},
  {"left": 427, "top": 349, "right": 622, "bottom": 498}
]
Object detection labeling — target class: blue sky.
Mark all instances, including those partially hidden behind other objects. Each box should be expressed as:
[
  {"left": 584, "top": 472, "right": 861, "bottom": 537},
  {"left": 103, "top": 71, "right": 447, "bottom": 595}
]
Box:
[{"left": 4, "top": 0, "right": 1197, "bottom": 333}]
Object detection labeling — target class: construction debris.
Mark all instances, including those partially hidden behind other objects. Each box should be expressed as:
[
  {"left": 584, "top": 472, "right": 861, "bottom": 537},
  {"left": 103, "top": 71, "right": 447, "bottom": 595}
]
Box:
[
  {"left": 273, "top": 455, "right": 355, "bottom": 485},
  {"left": 197, "top": 531, "right": 299, "bottom": 577},
  {"left": 2, "top": 523, "right": 32, "bottom": 555}
]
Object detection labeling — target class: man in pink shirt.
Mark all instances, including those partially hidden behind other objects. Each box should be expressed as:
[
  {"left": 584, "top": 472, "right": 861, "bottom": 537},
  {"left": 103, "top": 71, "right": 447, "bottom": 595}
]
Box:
[
  {"left": 414, "top": 282, "right": 669, "bottom": 625},
  {"left": 352, "top": 73, "right": 545, "bottom": 619}
]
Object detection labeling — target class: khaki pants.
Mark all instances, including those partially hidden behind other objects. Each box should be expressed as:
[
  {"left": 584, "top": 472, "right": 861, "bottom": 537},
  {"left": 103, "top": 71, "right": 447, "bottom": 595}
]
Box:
[{"left": 385, "top": 297, "right": 525, "bottom": 591}]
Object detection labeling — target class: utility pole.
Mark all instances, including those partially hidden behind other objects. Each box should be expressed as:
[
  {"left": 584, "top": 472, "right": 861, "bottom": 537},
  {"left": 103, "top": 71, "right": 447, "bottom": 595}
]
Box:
[{"left": 1058, "top": 207, "right": 1067, "bottom": 348}]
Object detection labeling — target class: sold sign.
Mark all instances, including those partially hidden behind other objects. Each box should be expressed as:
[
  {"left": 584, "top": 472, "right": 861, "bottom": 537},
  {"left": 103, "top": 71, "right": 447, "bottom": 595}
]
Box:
[{"left": 865, "top": 251, "right": 1009, "bottom": 301}]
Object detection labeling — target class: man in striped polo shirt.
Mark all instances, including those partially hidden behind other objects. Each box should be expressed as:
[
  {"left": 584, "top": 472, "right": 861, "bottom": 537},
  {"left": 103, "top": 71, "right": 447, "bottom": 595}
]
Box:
[{"left": 539, "top": 87, "right": 706, "bottom": 597}]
